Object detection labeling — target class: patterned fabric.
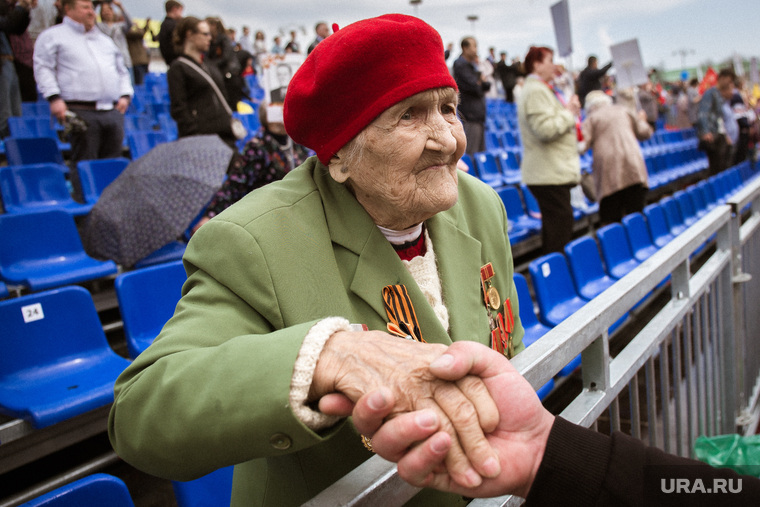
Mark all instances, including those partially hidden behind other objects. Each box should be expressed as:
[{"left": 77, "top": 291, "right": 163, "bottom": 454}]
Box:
[
  {"left": 82, "top": 135, "right": 233, "bottom": 267},
  {"left": 205, "top": 130, "right": 310, "bottom": 218}
]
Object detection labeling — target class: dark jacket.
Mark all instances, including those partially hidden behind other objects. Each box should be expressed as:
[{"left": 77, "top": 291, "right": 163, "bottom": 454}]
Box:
[
  {"left": 453, "top": 55, "right": 489, "bottom": 123},
  {"left": 526, "top": 417, "right": 760, "bottom": 506},
  {"left": 157, "top": 16, "right": 178, "bottom": 65},
  {"left": 167, "top": 55, "right": 235, "bottom": 146},
  {"left": 495, "top": 60, "right": 521, "bottom": 91},
  {"left": 576, "top": 62, "right": 612, "bottom": 106}
]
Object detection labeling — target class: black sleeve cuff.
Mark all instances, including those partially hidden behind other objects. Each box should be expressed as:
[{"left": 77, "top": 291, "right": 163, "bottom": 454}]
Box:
[
  {"left": 525, "top": 416, "right": 612, "bottom": 505},
  {"left": 47, "top": 95, "right": 62, "bottom": 102}
]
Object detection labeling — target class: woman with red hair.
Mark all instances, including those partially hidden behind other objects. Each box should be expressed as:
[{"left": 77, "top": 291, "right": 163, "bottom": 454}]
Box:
[{"left": 517, "top": 46, "right": 582, "bottom": 254}]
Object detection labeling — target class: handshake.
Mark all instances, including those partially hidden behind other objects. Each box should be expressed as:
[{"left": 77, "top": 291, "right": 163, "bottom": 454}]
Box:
[{"left": 320, "top": 341, "right": 555, "bottom": 499}]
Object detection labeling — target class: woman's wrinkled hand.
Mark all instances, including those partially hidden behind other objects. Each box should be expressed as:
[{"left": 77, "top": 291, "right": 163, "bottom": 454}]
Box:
[{"left": 311, "top": 331, "right": 501, "bottom": 488}]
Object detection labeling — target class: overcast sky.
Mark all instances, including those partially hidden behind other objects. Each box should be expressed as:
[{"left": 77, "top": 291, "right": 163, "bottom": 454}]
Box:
[{"left": 120, "top": 0, "right": 754, "bottom": 73}]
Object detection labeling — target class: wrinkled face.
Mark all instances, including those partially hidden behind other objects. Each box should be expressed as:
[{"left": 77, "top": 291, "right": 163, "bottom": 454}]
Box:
[
  {"left": 329, "top": 87, "right": 466, "bottom": 230},
  {"left": 66, "top": 0, "right": 96, "bottom": 30}
]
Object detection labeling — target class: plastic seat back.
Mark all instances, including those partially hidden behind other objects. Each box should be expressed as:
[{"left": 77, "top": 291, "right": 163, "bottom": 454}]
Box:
[
  {"left": 459, "top": 153, "right": 475, "bottom": 174},
  {"left": 660, "top": 196, "right": 686, "bottom": 235},
  {"left": 172, "top": 466, "right": 234, "bottom": 507},
  {"left": 21, "top": 473, "right": 135, "bottom": 507},
  {"left": 115, "top": 260, "right": 187, "bottom": 359},
  {"left": 673, "top": 190, "right": 697, "bottom": 226},
  {"left": 621, "top": 212, "right": 659, "bottom": 262},
  {"left": 0, "top": 210, "right": 117, "bottom": 291},
  {"left": 76, "top": 158, "right": 130, "bottom": 205},
  {"left": 3, "top": 137, "right": 65, "bottom": 166},
  {"left": 0, "top": 164, "right": 90, "bottom": 216},
  {"left": 686, "top": 186, "right": 708, "bottom": 216},
  {"left": 596, "top": 223, "right": 640, "bottom": 280},
  {"left": 520, "top": 184, "right": 542, "bottom": 218},
  {"left": 473, "top": 151, "right": 503, "bottom": 186},
  {"left": 643, "top": 203, "right": 675, "bottom": 248},
  {"left": 528, "top": 253, "right": 586, "bottom": 327},
  {"left": 0, "top": 286, "right": 130, "bottom": 427},
  {"left": 564, "top": 236, "right": 616, "bottom": 300},
  {"left": 127, "top": 130, "right": 169, "bottom": 159},
  {"left": 157, "top": 113, "right": 179, "bottom": 141}
]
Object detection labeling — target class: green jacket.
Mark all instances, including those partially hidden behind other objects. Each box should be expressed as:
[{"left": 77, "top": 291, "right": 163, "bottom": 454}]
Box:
[
  {"left": 109, "top": 158, "right": 524, "bottom": 506},
  {"left": 518, "top": 75, "right": 581, "bottom": 186}
]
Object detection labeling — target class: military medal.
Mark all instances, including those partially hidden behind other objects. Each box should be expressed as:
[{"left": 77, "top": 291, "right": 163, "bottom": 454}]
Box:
[{"left": 481, "top": 263, "right": 514, "bottom": 358}]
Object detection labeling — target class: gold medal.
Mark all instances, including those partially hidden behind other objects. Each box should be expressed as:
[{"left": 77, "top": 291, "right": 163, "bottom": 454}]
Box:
[{"left": 487, "top": 286, "right": 500, "bottom": 310}]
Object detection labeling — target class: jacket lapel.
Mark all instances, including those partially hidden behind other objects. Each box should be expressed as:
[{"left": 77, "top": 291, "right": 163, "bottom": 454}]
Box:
[{"left": 314, "top": 163, "right": 489, "bottom": 345}]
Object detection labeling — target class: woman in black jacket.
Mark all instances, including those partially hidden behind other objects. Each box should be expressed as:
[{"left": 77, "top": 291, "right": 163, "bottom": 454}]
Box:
[{"left": 167, "top": 16, "right": 237, "bottom": 148}]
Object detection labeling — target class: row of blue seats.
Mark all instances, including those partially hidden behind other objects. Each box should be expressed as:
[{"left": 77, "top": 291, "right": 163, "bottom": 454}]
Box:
[
  {"left": 517, "top": 161, "right": 757, "bottom": 379},
  {"left": 17, "top": 470, "right": 233, "bottom": 507}
]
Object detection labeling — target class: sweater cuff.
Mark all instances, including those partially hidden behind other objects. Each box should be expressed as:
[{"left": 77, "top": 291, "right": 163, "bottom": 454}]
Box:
[
  {"left": 525, "top": 416, "right": 612, "bottom": 504},
  {"left": 289, "top": 317, "right": 352, "bottom": 431}
]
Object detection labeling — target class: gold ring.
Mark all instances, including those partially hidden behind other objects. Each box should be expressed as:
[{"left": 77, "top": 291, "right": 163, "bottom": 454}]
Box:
[{"left": 361, "top": 435, "right": 374, "bottom": 452}]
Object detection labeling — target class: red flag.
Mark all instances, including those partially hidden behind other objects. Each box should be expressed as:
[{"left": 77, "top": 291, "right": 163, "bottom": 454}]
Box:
[{"left": 699, "top": 67, "right": 717, "bottom": 95}]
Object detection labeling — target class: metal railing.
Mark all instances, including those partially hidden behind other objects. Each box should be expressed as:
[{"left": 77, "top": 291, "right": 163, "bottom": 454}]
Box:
[{"left": 305, "top": 174, "right": 760, "bottom": 507}]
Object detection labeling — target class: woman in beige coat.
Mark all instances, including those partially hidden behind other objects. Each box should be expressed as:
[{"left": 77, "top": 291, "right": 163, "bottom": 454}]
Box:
[{"left": 582, "top": 90, "right": 653, "bottom": 225}]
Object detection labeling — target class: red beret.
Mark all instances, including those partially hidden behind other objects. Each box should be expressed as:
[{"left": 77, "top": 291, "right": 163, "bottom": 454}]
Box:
[{"left": 284, "top": 14, "right": 457, "bottom": 165}]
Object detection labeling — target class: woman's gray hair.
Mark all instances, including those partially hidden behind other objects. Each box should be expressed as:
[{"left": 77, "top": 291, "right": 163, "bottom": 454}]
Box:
[
  {"left": 584, "top": 90, "right": 612, "bottom": 114},
  {"left": 335, "top": 131, "right": 367, "bottom": 174}
]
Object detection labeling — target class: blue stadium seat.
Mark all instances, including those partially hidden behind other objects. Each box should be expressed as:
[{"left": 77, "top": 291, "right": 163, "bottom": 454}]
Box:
[
  {"left": 473, "top": 151, "right": 503, "bottom": 187},
  {"left": 172, "top": 466, "right": 234, "bottom": 507},
  {"left": 115, "top": 260, "right": 187, "bottom": 359},
  {"left": 126, "top": 130, "right": 169, "bottom": 159},
  {"left": 76, "top": 158, "right": 130, "bottom": 205},
  {"left": 3, "top": 137, "right": 65, "bottom": 166},
  {"left": 0, "top": 164, "right": 91, "bottom": 216},
  {"left": 527, "top": 254, "right": 584, "bottom": 376},
  {"left": 0, "top": 287, "right": 131, "bottom": 428},
  {"left": 694, "top": 181, "right": 717, "bottom": 211},
  {"left": 507, "top": 275, "right": 555, "bottom": 399},
  {"left": 21, "top": 101, "right": 51, "bottom": 117},
  {"left": 8, "top": 116, "right": 70, "bottom": 152},
  {"left": 673, "top": 190, "right": 697, "bottom": 227},
  {"left": 496, "top": 186, "right": 541, "bottom": 235},
  {"left": 659, "top": 196, "right": 687, "bottom": 236},
  {"left": 596, "top": 223, "right": 640, "bottom": 280},
  {"left": 643, "top": 203, "right": 675, "bottom": 248},
  {"left": 495, "top": 150, "right": 521, "bottom": 184},
  {"left": 0, "top": 210, "right": 118, "bottom": 291},
  {"left": 459, "top": 153, "right": 475, "bottom": 174},
  {"left": 564, "top": 236, "right": 616, "bottom": 300},
  {"left": 519, "top": 184, "right": 542, "bottom": 219},
  {"left": 20, "top": 474, "right": 135, "bottom": 507},
  {"left": 528, "top": 253, "right": 586, "bottom": 328},
  {"left": 686, "top": 185, "right": 708, "bottom": 217},
  {"left": 621, "top": 212, "right": 659, "bottom": 262},
  {"left": 123, "top": 113, "right": 155, "bottom": 132},
  {"left": 157, "top": 113, "right": 179, "bottom": 141},
  {"left": 0, "top": 280, "right": 8, "bottom": 299},
  {"left": 133, "top": 241, "right": 187, "bottom": 269},
  {"left": 513, "top": 273, "right": 552, "bottom": 348}
]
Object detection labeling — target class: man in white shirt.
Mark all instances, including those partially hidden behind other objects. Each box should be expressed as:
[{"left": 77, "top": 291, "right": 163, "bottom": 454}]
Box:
[{"left": 34, "top": 0, "right": 132, "bottom": 196}]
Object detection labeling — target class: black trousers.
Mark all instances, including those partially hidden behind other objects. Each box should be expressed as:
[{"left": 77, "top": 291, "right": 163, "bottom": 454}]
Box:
[
  {"left": 598, "top": 183, "right": 648, "bottom": 226},
  {"left": 67, "top": 107, "right": 125, "bottom": 201},
  {"left": 528, "top": 184, "right": 575, "bottom": 255},
  {"left": 699, "top": 134, "right": 728, "bottom": 176}
]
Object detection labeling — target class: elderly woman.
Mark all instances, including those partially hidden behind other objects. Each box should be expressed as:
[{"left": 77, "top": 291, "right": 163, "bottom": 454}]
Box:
[
  {"left": 109, "top": 15, "right": 524, "bottom": 507},
  {"left": 517, "top": 46, "right": 582, "bottom": 254},
  {"left": 582, "top": 90, "right": 653, "bottom": 225}
]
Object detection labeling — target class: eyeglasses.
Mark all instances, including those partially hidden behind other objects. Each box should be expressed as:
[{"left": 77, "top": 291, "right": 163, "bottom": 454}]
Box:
[{"left": 197, "top": 31, "right": 212, "bottom": 37}]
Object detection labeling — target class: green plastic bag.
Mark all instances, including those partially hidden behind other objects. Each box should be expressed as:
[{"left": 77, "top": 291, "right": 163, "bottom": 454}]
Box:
[{"left": 694, "top": 434, "right": 760, "bottom": 476}]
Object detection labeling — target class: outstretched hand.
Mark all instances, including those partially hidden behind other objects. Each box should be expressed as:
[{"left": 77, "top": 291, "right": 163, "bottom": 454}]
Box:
[{"left": 350, "top": 341, "right": 556, "bottom": 499}]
